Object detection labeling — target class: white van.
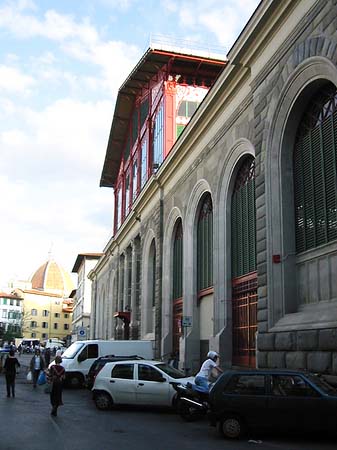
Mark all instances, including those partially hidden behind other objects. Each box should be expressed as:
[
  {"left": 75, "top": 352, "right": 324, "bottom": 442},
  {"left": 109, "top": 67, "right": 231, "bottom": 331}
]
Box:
[
  {"left": 56, "top": 340, "right": 154, "bottom": 387},
  {"left": 44, "top": 338, "right": 66, "bottom": 352}
]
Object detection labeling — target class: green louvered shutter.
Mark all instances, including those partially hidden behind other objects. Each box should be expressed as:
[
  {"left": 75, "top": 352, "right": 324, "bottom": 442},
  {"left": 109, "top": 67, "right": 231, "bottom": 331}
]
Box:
[
  {"left": 231, "top": 157, "right": 256, "bottom": 278},
  {"left": 173, "top": 220, "right": 183, "bottom": 300},
  {"left": 294, "top": 84, "right": 337, "bottom": 252},
  {"left": 197, "top": 194, "right": 213, "bottom": 291}
]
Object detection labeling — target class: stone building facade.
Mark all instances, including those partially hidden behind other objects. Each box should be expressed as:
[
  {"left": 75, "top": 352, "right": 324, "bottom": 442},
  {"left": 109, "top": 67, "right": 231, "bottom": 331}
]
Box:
[{"left": 90, "top": 0, "right": 337, "bottom": 375}]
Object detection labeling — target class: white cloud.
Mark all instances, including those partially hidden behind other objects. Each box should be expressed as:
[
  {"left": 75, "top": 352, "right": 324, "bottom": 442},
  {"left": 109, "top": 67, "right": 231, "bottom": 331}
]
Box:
[
  {"left": 0, "top": 98, "right": 114, "bottom": 179},
  {"left": 0, "top": 65, "right": 35, "bottom": 94},
  {"left": 163, "top": 0, "right": 259, "bottom": 48},
  {"left": 0, "top": 174, "right": 113, "bottom": 286},
  {"left": 0, "top": 2, "right": 141, "bottom": 97},
  {"left": 96, "top": 0, "right": 136, "bottom": 11}
]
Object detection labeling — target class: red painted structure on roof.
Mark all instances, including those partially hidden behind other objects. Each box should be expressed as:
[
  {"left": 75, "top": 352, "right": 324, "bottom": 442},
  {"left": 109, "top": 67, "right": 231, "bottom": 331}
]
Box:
[{"left": 100, "top": 47, "right": 226, "bottom": 235}]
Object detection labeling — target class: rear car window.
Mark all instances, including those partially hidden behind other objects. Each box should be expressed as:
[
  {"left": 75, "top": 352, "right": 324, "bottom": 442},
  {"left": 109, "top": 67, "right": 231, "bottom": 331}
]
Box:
[
  {"left": 224, "top": 374, "right": 266, "bottom": 395},
  {"left": 271, "top": 375, "right": 320, "bottom": 397},
  {"left": 111, "top": 364, "right": 134, "bottom": 379}
]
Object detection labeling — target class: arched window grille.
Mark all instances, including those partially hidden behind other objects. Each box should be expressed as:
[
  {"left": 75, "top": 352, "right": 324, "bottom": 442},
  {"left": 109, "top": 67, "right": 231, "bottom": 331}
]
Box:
[
  {"left": 197, "top": 193, "right": 213, "bottom": 291},
  {"left": 294, "top": 83, "right": 337, "bottom": 253},
  {"left": 173, "top": 219, "right": 183, "bottom": 300},
  {"left": 231, "top": 156, "right": 256, "bottom": 278}
]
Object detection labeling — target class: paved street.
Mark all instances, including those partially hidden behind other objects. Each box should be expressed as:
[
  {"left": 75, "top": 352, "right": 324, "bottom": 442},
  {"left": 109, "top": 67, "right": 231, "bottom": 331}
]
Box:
[{"left": 0, "top": 354, "right": 336, "bottom": 450}]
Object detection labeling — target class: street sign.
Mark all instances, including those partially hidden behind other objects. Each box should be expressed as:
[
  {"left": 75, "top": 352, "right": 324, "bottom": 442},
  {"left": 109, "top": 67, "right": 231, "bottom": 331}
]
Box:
[
  {"left": 182, "top": 316, "right": 192, "bottom": 327},
  {"left": 78, "top": 327, "right": 86, "bottom": 338}
]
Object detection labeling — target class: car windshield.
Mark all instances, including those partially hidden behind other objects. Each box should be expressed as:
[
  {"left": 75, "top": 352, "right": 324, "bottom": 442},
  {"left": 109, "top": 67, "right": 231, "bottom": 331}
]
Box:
[
  {"left": 61, "top": 342, "right": 85, "bottom": 359},
  {"left": 307, "top": 374, "right": 337, "bottom": 395},
  {"left": 155, "top": 363, "right": 188, "bottom": 379}
]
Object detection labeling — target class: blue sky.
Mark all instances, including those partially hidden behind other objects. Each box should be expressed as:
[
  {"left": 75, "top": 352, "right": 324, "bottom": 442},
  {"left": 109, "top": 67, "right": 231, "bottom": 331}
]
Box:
[{"left": 0, "top": 0, "right": 260, "bottom": 287}]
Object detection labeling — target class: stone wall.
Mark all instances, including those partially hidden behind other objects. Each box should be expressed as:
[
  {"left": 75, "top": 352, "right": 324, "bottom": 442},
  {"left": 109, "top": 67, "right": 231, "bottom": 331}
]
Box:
[{"left": 258, "top": 329, "right": 337, "bottom": 374}]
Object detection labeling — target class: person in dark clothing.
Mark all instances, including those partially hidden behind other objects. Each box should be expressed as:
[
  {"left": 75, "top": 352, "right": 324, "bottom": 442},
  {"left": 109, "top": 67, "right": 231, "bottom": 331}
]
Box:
[
  {"left": 44, "top": 347, "right": 51, "bottom": 366},
  {"left": 4, "top": 350, "right": 20, "bottom": 397},
  {"left": 29, "top": 349, "right": 46, "bottom": 388},
  {"left": 47, "top": 355, "right": 65, "bottom": 417}
]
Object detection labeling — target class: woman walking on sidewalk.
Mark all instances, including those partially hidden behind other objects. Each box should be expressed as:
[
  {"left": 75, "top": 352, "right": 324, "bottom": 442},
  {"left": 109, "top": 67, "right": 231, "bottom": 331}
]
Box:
[
  {"left": 47, "top": 355, "right": 65, "bottom": 417},
  {"left": 4, "top": 349, "right": 20, "bottom": 397},
  {"left": 30, "top": 348, "right": 46, "bottom": 388}
]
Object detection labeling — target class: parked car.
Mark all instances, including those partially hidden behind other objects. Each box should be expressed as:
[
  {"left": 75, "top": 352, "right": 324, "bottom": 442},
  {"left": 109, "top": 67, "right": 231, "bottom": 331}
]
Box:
[
  {"left": 208, "top": 369, "right": 337, "bottom": 439},
  {"left": 57, "top": 339, "right": 154, "bottom": 388},
  {"left": 92, "top": 359, "right": 194, "bottom": 410},
  {"left": 86, "top": 355, "right": 145, "bottom": 389}
]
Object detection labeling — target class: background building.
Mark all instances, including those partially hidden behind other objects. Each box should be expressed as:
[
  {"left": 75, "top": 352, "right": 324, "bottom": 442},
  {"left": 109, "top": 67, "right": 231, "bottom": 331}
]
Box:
[
  {"left": 71, "top": 253, "right": 103, "bottom": 342},
  {"left": 13, "top": 258, "right": 74, "bottom": 343},
  {"left": 0, "top": 292, "right": 23, "bottom": 343}
]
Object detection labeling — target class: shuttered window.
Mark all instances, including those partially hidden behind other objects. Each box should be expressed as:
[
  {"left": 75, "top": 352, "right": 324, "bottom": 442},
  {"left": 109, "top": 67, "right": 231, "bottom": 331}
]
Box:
[
  {"left": 231, "top": 157, "right": 256, "bottom": 278},
  {"left": 294, "top": 83, "right": 337, "bottom": 253},
  {"left": 173, "top": 219, "right": 183, "bottom": 300},
  {"left": 197, "top": 194, "right": 213, "bottom": 291}
]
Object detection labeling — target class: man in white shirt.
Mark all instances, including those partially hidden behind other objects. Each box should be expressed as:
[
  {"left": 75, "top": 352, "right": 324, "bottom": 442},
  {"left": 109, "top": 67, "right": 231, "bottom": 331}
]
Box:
[{"left": 194, "top": 351, "right": 223, "bottom": 392}]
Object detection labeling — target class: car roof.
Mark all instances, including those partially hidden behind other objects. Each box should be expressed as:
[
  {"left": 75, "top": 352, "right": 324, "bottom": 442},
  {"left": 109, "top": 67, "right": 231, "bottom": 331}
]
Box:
[
  {"left": 98, "top": 355, "right": 144, "bottom": 360},
  {"left": 220, "top": 369, "right": 314, "bottom": 376},
  {"left": 103, "top": 359, "right": 161, "bottom": 366}
]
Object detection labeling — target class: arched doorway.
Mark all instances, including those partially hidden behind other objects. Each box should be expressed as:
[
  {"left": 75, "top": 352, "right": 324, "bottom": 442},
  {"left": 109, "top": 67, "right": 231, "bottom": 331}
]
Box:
[
  {"left": 231, "top": 156, "right": 257, "bottom": 367},
  {"left": 172, "top": 219, "right": 183, "bottom": 357},
  {"left": 197, "top": 193, "right": 213, "bottom": 363}
]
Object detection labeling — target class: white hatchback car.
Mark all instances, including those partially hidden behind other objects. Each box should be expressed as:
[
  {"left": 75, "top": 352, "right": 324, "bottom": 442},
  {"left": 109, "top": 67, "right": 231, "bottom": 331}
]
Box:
[{"left": 92, "top": 359, "right": 194, "bottom": 410}]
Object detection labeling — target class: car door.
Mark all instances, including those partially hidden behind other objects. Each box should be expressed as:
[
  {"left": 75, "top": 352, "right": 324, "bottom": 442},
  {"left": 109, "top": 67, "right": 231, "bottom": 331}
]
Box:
[
  {"left": 268, "top": 374, "right": 324, "bottom": 431},
  {"left": 221, "top": 374, "right": 269, "bottom": 429},
  {"left": 108, "top": 363, "right": 137, "bottom": 404},
  {"left": 77, "top": 343, "right": 99, "bottom": 374},
  {"left": 135, "top": 363, "right": 170, "bottom": 406}
]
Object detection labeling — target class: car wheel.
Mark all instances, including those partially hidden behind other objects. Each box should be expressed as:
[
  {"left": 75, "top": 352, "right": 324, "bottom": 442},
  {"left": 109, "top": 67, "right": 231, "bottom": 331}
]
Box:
[
  {"left": 219, "top": 415, "right": 245, "bottom": 439},
  {"left": 67, "top": 374, "right": 83, "bottom": 389},
  {"left": 94, "top": 391, "right": 113, "bottom": 410}
]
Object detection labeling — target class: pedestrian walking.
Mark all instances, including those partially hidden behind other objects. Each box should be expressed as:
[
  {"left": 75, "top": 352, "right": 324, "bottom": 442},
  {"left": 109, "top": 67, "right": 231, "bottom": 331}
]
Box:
[
  {"left": 47, "top": 355, "right": 65, "bottom": 417},
  {"left": 4, "top": 349, "right": 20, "bottom": 397},
  {"left": 30, "top": 348, "right": 46, "bottom": 388},
  {"left": 44, "top": 347, "right": 51, "bottom": 366}
]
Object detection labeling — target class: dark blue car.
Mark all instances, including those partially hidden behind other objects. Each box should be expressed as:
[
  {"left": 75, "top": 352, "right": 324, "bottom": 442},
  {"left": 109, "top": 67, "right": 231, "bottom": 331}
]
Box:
[{"left": 208, "top": 369, "right": 337, "bottom": 439}]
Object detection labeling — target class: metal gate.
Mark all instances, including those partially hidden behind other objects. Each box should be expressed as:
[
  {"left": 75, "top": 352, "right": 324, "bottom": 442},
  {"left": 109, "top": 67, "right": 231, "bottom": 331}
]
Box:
[
  {"left": 232, "top": 272, "right": 257, "bottom": 367},
  {"left": 172, "top": 298, "right": 183, "bottom": 355}
]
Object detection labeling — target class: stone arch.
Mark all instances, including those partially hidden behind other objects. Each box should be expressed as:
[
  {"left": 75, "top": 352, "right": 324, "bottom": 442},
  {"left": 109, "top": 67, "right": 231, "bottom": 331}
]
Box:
[
  {"left": 141, "top": 228, "right": 156, "bottom": 339},
  {"left": 182, "top": 179, "right": 213, "bottom": 373},
  {"left": 214, "top": 138, "right": 255, "bottom": 364},
  {"left": 106, "top": 268, "right": 115, "bottom": 339},
  {"left": 162, "top": 207, "right": 183, "bottom": 357},
  {"left": 98, "top": 286, "right": 105, "bottom": 339},
  {"left": 266, "top": 55, "right": 337, "bottom": 329}
]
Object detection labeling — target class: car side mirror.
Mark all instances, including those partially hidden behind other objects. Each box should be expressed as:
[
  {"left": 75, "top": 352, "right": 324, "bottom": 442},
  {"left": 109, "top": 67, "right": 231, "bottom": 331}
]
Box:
[
  {"left": 157, "top": 377, "right": 166, "bottom": 383},
  {"left": 78, "top": 353, "right": 85, "bottom": 363}
]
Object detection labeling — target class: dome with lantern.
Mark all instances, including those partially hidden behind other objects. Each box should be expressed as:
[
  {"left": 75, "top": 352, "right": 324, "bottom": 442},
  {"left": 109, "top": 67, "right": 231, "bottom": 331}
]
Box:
[{"left": 30, "top": 258, "right": 74, "bottom": 297}]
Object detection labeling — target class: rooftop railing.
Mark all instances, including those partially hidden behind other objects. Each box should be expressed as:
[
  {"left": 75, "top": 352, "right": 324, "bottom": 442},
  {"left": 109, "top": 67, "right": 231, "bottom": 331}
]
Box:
[{"left": 148, "top": 33, "right": 227, "bottom": 61}]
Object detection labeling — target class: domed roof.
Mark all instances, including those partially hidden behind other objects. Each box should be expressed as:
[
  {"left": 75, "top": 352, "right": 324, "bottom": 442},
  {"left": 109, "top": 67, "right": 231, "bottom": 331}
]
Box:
[{"left": 30, "top": 259, "right": 74, "bottom": 296}]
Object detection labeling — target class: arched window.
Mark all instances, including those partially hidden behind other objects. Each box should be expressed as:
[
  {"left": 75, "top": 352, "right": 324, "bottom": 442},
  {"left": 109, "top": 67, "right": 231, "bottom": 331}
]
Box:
[
  {"left": 149, "top": 240, "right": 156, "bottom": 308},
  {"left": 197, "top": 193, "right": 213, "bottom": 291},
  {"left": 231, "top": 156, "right": 256, "bottom": 277},
  {"left": 293, "top": 83, "right": 337, "bottom": 253},
  {"left": 231, "top": 155, "right": 257, "bottom": 368},
  {"left": 173, "top": 219, "right": 183, "bottom": 300}
]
